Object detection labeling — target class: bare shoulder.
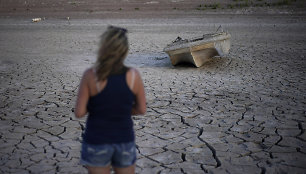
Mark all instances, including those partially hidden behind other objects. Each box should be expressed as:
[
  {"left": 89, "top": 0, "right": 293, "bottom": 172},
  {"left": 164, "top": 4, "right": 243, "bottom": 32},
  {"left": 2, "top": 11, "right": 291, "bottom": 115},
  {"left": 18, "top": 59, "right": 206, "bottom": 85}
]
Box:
[
  {"left": 126, "top": 67, "right": 143, "bottom": 93},
  {"left": 127, "top": 67, "right": 141, "bottom": 78},
  {"left": 83, "top": 67, "right": 95, "bottom": 79}
]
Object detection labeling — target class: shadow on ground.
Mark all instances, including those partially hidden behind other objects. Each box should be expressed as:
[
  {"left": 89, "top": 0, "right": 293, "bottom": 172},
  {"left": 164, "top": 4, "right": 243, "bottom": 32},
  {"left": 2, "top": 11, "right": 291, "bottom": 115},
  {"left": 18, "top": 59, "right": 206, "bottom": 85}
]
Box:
[{"left": 125, "top": 53, "right": 233, "bottom": 71}]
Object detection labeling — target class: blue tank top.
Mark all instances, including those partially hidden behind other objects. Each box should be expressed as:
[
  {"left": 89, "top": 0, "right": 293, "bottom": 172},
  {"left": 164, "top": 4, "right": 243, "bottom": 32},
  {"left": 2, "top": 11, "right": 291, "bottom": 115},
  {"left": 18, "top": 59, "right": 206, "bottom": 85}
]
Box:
[{"left": 83, "top": 72, "right": 135, "bottom": 144}]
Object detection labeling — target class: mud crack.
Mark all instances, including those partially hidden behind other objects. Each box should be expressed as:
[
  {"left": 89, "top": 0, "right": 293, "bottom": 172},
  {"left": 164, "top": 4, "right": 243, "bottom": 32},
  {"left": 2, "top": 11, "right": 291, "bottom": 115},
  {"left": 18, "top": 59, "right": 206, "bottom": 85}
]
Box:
[{"left": 198, "top": 127, "right": 221, "bottom": 168}]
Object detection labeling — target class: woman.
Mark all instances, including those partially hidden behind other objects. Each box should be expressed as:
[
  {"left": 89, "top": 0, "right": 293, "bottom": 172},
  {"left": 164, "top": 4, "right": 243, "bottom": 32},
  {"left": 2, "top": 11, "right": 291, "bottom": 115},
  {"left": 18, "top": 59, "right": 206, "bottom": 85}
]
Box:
[{"left": 75, "top": 26, "right": 146, "bottom": 174}]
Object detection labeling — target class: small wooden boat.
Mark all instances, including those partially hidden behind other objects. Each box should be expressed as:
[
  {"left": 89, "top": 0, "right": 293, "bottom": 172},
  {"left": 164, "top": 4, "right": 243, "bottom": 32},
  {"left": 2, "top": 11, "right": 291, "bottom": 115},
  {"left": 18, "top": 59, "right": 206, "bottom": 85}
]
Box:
[{"left": 164, "top": 31, "right": 231, "bottom": 67}]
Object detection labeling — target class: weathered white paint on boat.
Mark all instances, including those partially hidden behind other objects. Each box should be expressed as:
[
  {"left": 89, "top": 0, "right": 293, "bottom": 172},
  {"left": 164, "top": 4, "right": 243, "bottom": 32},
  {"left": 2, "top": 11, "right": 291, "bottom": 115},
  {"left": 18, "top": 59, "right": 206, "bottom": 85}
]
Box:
[{"left": 164, "top": 32, "right": 231, "bottom": 67}]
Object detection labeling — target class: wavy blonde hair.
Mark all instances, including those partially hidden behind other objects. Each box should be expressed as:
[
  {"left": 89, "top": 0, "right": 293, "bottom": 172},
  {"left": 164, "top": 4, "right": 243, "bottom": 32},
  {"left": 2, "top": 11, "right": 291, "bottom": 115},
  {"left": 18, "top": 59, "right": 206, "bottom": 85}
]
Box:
[{"left": 95, "top": 26, "right": 129, "bottom": 81}]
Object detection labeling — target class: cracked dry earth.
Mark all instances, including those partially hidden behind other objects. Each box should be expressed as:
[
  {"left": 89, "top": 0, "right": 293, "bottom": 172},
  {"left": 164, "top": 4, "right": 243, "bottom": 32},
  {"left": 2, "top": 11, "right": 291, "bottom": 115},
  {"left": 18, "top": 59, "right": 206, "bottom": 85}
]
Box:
[{"left": 1, "top": 14, "right": 306, "bottom": 174}]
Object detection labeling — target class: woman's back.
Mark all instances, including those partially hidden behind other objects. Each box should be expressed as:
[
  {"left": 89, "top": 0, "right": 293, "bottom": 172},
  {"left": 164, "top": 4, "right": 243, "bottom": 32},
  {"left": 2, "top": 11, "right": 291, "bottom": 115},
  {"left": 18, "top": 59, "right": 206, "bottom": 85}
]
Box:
[{"left": 84, "top": 70, "right": 135, "bottom": 144}]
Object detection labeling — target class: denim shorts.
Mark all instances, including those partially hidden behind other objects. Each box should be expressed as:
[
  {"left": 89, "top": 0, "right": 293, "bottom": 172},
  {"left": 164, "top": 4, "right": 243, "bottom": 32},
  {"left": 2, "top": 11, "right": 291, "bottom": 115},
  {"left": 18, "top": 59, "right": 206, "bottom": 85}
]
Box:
[{"left": 80, "top": 141, "right": 136, "bottom": 168}]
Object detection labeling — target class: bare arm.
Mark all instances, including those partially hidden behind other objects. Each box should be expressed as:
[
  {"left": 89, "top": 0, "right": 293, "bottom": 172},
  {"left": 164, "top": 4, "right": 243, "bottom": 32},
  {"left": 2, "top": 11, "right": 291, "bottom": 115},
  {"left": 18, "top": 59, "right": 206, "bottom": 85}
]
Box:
[
  {"left": 131, "top": 70, "right": 146, "bottom": 115},
  {"left": 74, "top": 70, "right": 90, "bottom": 118}
]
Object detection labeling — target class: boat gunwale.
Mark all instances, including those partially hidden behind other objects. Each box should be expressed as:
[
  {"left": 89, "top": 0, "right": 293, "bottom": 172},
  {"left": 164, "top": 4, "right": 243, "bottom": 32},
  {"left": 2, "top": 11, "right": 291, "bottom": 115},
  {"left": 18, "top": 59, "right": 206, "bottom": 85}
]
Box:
[{"left": 164, "top": 32, "right": 231, "bottom": 52}]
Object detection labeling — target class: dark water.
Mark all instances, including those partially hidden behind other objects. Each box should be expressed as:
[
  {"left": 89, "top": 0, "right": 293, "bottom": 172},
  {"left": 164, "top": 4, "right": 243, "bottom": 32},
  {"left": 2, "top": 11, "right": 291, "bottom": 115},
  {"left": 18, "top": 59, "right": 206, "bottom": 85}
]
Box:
[{"left": 125, "top": 52, "right": 172, "bottom": 68}]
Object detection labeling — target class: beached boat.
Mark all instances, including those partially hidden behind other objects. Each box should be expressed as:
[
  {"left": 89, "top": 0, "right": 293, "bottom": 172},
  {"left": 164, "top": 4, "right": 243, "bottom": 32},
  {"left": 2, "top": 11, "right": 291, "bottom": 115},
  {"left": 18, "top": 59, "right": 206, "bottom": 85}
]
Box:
[{"left": 164, "top": 31, "right": 231, "bottom": 67}]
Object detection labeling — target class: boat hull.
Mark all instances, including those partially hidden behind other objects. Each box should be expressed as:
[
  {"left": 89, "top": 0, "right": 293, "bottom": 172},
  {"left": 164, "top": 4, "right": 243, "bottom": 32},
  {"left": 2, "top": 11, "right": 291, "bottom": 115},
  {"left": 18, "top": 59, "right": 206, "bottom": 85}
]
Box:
[{"left": 164, "top": 32, "right": 231, "bottom": 67}]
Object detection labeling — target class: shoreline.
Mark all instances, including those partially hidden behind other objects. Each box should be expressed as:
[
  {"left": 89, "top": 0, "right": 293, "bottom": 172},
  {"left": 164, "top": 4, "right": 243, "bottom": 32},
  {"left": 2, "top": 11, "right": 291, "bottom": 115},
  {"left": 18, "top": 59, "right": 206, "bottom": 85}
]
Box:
[{"left": 1, "top": 3, "right": 306, "bottom": 19}]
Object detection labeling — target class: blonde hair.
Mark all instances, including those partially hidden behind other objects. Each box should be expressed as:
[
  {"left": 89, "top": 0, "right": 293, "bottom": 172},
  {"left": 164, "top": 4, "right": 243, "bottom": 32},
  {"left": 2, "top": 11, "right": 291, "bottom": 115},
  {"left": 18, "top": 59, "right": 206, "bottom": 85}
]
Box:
[{"left": 95, "top": 26, "right": 129, "bottom": 81}]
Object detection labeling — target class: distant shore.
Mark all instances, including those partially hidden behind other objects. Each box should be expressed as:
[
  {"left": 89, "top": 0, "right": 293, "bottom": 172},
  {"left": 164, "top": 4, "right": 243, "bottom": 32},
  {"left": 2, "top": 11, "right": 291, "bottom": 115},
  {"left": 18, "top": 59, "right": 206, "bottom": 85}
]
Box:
[{"left": 0, "top": 0, "right": 305, "bottom": 19}]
